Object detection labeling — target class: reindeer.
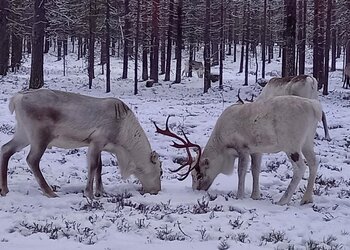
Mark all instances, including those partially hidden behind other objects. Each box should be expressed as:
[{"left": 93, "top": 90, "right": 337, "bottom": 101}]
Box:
[
  {"left": 256, "top": 75, "right": 331, "bottom": 141},
  {"left": 343, "top": 64, "right": 350, "bottom": 89},
  {"left": 0, "top": 89, "right": 162, "bottom": 198},
  {"left": 182, "top": 60, "right": 204, "bottom": 78},
  {"left": 156, "top": 96, "right": 322, "bottom": 205}
]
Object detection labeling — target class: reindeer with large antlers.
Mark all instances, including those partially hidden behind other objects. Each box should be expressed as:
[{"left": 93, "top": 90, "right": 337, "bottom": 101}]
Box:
[{"left": 156, "top": 95, "right": 322, "bottom": 206}]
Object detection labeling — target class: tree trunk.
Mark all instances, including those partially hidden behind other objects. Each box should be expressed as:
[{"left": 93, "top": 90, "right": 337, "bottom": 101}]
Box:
[
  {"left": 261, "top": 0, "right": 267, "bottom": 78},
  {"left": 134, "top": 0, "right": 140, "bottom": 95},
  {"left": 219, "top": 0, "right": 224, "bottom": 89},
  {"left": 174, "top": 0, "right": 182, "bottom": 83},
  {"left": 298, "top": 0, "right": 306, "bottom": 75},
  {"left": 282, "top": 0, "right": 296, "bottom": 77},
  {"left": 142, "top": 0, "right": 149, "bottom": 81},
  {"left": 122, "top": 0, "right": 130, "bottom": 79},
  {"left": 164, "top": 0, "right": 174, "bottom": 81},
  {"left": 318, "top": 0, "right": 325, "bottom": 90},
  {"left": 88, "top": 0, "right": 96, "bottom": 89},
  {"left": 323, "top": 0, "right": 332, "bottom": 95},
  {"left": 44, "top": 36, "right": 49, "bottom": 53},
  {"left": 244, "top": 1, "right": 250, "bottom": 86},
  {"left": 11, "top": 33, "right": 22, "bottom": 72},
  {"left": 63, "top": 38, "right": 68, "bottom": 56},
  {"left": 313, "top": 0, "right": 319, "bottom": 80},
  {"left": 330, "top": 0, "right": 336, "bottom": 71},
  {"left": 105, "top": 0, "right": 111, "bottom": 93},
  {"left": 188, "top": 44, "right": 193, "bottom": 77},
  {"left": 160, "top": 35, "right": 166, "bottom": 75},
  {"left": 0, "top": 0, "right": 10, "bottom": 76},
  {"left": 150, "top": 0, "right": 160, "bottom": 82},
  {"left": 57, "top": 39, "right": 62, "bottom": 61},
  {"left": 203, "top": 0, "right": 211, "bottom": 93},
  {"left": 29, "top": 0, "right": 46, "bottom": 89}
]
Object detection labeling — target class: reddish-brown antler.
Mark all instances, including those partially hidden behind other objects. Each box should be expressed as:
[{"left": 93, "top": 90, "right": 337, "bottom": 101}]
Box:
[{"left": 154, "top": 116, "right": 202, "bottom": 181}]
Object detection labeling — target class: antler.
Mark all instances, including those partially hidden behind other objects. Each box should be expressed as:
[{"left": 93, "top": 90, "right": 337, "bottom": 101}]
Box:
[
  {"left": 236, "top": 89, "right": 245, "bottom": 104},
  {"left": 154, "top": 116, "right": 202, "bottom": 181}
]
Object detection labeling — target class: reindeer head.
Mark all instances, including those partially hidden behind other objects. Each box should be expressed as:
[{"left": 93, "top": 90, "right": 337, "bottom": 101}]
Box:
[{"left": 136, "top": 150, "right": 162, "bottom": 194}]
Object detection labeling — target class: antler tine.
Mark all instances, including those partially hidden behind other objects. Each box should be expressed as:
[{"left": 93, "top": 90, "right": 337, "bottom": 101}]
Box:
[
  {"left": 154, "top": 115, "right": 188, "bottom": 145},
  {"left": 176, "top": 158, "right": 201, "bottom": 181},
  {"left": 169, "top": 156, "right": 193, "bottom": 173},
  {"left": 236, "top": 89, "right": 245, "bottom": 104}
]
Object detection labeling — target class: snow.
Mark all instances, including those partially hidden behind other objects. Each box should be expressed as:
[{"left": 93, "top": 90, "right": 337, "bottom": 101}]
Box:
[{"left": 0, "top": 52, "right": 350, "bottom": 250}]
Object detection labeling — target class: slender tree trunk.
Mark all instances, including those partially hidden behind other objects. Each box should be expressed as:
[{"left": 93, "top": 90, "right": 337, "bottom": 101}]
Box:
[
  {"left": 313, "top": 0, "right": 319, "bottom": 80},
  {"left": 318, "top": 0, "right": 326, "bottom": 89},
  {"left": 268, "top": 2, "right": 273, "bottom": 63},
  {"left": 44, "top": 36, "right": 49, "bottom": 53},
  {"left": 298, "top": 0, "right": 307, "bottom": 74},
  {"left": 88, "top": 0, "right": 96, "bottom": 89},
  {"left": 71, "top": 36, "right": 75, "bottom": 53},
  {"left": 11, "top": 33, "right": 22, "bottom": 72},
  {"left": 330, "top": 0, "right": 336, "bottom": 71},
  {"left": 78, "top": 37, "right": 82, "bottom": 60},
  {"left": 151, "top": 0, "right": 160, "bottom": 82},
  {"left": 27, "top": 36, "right": 32, "bottom": 54},
  {"left": 160, "top": 35, "right": 166, "bottom": 75},
  {"left": 63, "top": 38, "right": 68, "bottom": 56},
  {"left": 282, "top": 0, "right": 296, "bottom": 77},
  {"left": 233, "top": 5, "right": 238, "bottom": 63},
  {"left": 142, "top": 0, "right": 149, "bottom": 81},
  {"left": 57, "top": 39, "right": 62, "bottom": 61},
  {"left": 203, "top": 0, "right": 211, "bottom": 92},
  {"left": 219, "top": 0, "right": 224, "bottom": 89},
  {"left": 0, "top": 0, "right": 10, "bottom": 76},
  {"left": 261, "top": 0, "right": 267, "bottom": 78},
  {"left": 188, "top": 44, "right": 193, "bottom": 77},
  {"left": 134, "top": 0, "right": 140, "bottom": 95},
  {"left": 164, "top": 0, "right": 173, "bottom": 81},
  {"left": 323, "top": 0, "right": 331, "bottom": 95},
  {"left": 122, "top": 0, "right": 130, "bottom": 79},
  {"left": 227, "top": 14, "right": 233, "bottom": 56},
  {"left": 29, "top": 0, "right": 46, "bottom": 89},
  {"left": 244, "top": 1, "right": 250, "bottom": 86},
  {"left": 106, "top": 0, "right": 111, "bottom": 93},
  {"left": 174, "top": 0, "right": 182, "bottom": 83}
]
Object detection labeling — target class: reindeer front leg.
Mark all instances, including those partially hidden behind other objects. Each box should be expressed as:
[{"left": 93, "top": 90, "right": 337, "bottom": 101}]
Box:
[
  {"left": 237, "top": 152, "right": 250, "bottom": 199},
  {"left": 94, "top": 154, "right": 105, "bottom": 197},
  {"left": 84, "top": 144, "right": 101, "bottom": 199},
  {"left": 250, "top": 153, "right": 262, "bottom": 200}
]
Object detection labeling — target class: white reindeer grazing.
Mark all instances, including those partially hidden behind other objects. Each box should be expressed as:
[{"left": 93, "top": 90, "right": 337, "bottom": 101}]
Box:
[
  {"left": 0, "top": 89, "right": 162, "bottom": 198},
  {"left": 256, "top": 75, "right": 330, "bottom": 141},
  {"left": 156, "top": 96, "right": 321, "bottom": 205},
  {"left": 343, "top": 63, "right": 350, "bottom": 89},
  {"left": 182, "top": 60, "right": 204, "bottom": 78}
]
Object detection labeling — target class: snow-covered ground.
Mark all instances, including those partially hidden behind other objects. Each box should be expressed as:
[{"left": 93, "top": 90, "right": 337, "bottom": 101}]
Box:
[{"left": 0, "top": 51, "right": 349, "bottom": 250}]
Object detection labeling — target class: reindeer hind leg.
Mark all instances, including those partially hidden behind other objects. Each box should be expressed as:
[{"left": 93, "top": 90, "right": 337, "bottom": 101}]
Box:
[
  {"left": 0, "top": 129, "right": 29, "bottom": 196},
  {"left": 277, "top": 151, "right": 306, "bottom": 205}
]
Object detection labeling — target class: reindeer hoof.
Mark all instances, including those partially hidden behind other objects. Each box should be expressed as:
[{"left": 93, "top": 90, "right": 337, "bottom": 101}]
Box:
[
  {"left": 83, "top": 190, "right": 94, "bottom": 200},
  {"left": 0, "top": 187, "right": 9, "bottom": 196},
  {"left": 276, "top": 198, "right": 289, "bottom": 206},
  {"left": 44, "top": 192, "right": 58, "bottom": 198},
  {"left": 300, "top": 197, "right": 313, "bottom": 205},
  {"left": 251, "top": 193, "right": 261, "bottom": 200}
]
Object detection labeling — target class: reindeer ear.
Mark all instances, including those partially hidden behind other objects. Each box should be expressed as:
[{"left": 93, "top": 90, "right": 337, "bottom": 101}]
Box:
[{"left": 150, "top": 151, "right": 159, "bottom": 164}]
